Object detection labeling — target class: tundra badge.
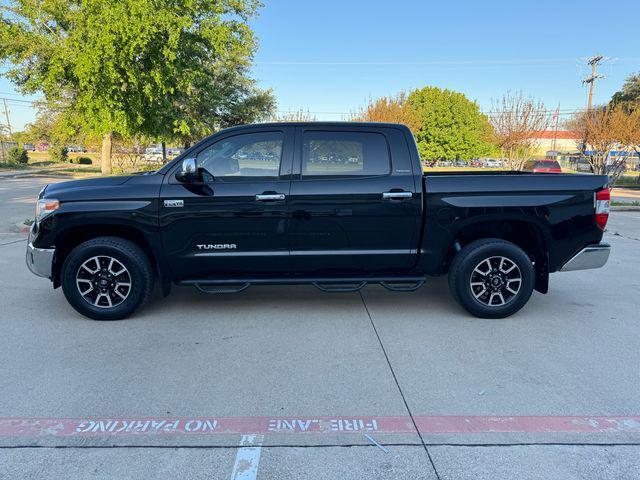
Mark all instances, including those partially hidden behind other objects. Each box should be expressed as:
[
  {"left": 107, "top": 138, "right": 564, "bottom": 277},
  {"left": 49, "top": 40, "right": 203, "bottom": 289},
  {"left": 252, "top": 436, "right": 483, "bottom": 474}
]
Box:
[
  {"left": 164, "top": 199, "right": 184, "bottom": 208},
  {"left": 197, "top": 244, "right": 237, "bottom": 250}
]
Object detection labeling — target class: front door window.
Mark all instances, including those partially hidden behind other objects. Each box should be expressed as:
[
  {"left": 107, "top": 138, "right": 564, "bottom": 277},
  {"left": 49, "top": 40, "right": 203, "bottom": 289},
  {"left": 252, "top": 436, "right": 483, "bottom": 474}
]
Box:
[{"left": 196, "top": 132, "right": 284, "bottom": 181}]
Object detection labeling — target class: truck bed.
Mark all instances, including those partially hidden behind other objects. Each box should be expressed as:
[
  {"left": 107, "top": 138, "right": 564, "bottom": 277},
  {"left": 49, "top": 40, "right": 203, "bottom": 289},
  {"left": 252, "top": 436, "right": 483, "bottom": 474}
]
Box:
[
  {"left": 419, "top": 171, "right": 609, "bottom": 277},
  {"left": 424, "top": 171, "right": 608, "bottom": 193}
]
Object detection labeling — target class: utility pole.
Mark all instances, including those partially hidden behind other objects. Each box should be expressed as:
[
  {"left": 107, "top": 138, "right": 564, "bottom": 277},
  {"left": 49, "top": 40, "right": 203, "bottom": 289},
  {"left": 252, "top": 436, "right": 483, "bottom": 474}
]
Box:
[
  {"left": 2, "top": 99, "right": 12, "bottom": 136},
  {"left": 551, "top": 104, "right": 560, "bottom": 152},
  {"left": 582, "top": 55, "right": 605, "bottom": 110},
  {"left": 1, "top": 99, "right": 11, "bottom": 161}
]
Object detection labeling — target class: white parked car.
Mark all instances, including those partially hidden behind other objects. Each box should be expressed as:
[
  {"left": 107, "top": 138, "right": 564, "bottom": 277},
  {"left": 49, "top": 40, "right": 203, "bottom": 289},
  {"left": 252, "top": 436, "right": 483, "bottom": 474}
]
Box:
[{"left": 483, "top": 159, "right": 503, "bottom": 168}]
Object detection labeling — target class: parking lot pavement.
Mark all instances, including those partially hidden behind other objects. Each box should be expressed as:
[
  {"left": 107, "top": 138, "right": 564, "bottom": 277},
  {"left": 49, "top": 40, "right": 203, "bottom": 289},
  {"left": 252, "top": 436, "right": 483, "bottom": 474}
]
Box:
[
  {"left": 361, "top": 212, "right": 640, "bottom": 445},
  {"left": 0, "top": 240, "right": 415, "bottom": 446},
  {"left": 1, "top": 444, "right": 638, "bottom": 480},
  {"left": 0, "top": 446, "right": 438, "bottom": 480},
  {"left": 429, "top": 445, "right": 640, "bottom": 480},
  {"left": 1, "top": 174, "right": 640, "bottom": 478},
  {"left": 0, "top": 176, "right": 60, "bottom": 242}
]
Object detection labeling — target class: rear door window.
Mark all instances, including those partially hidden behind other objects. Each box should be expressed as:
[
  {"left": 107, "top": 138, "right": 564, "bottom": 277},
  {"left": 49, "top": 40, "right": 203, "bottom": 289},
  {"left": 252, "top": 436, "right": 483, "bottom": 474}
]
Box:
[{"left": 301, "top": 131, "right": 390, "bottom": 178}]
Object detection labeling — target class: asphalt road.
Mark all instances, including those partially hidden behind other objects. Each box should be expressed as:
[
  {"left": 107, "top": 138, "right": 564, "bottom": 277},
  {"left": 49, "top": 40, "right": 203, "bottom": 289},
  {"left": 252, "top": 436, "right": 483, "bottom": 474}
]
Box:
[{"left": 1, "top": 175, "right": 640, "bottom": 479}]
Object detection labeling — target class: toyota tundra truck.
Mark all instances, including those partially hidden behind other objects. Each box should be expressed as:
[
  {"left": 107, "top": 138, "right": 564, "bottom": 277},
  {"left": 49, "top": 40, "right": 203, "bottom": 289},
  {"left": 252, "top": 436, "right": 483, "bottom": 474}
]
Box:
[{"left": 26, "top": 122, "right": 611, "bottom": 320}]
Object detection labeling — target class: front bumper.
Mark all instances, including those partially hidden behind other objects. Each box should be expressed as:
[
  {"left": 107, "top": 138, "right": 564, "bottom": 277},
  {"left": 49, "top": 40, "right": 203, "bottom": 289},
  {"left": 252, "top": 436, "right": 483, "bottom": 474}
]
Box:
[
  {"left": 559, "top": 243, "right": 611, "bottom": 272},
  {"left": 26, "top": 241, "right": 55, "bottom": 279}
]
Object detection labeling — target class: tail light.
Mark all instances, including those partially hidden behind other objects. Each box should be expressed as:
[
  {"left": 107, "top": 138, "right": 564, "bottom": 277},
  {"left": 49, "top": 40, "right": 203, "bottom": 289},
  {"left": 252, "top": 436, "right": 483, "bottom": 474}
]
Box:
[{"left": 595, "top": 188, "right": 610, "bottom": 230}]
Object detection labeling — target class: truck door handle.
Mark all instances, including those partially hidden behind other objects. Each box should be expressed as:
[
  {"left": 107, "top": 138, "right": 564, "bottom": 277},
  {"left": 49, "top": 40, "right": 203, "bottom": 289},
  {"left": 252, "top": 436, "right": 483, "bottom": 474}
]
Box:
[
  {"left": 255, "top": 193, "right": 286, "bottom": 202},
  {"left": 382, "top": 191, "right": 412, "bottom": 200}
]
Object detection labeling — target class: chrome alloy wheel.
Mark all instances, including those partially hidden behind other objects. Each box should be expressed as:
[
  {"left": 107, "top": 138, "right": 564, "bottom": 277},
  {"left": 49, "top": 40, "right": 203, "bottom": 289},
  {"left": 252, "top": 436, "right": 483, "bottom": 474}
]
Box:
[
  {"left": 76, "top": 256, "right": 131, "bottom": 308},
  {"left": 469, "top": 256, "right": 522, "bottom": 307}
]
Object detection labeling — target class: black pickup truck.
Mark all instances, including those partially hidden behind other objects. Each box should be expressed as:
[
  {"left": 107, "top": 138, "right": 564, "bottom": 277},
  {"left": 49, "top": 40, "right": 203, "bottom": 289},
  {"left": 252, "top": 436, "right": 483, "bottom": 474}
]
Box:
[{"left": 26, "top": 122, "right": 611, "bottom": 320}]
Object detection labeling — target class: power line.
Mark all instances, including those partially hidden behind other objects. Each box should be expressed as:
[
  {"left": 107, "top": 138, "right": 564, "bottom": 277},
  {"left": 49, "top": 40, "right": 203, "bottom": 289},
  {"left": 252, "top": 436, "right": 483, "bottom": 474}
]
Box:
[
  {"left": 256, "top": 56, "right": 640, "bottom": 67},
  {"left": 0, "top": 96, "right": 40, "bottom": 105},
  {"left": 0, "top": 99, "right": 596, "bottom": 119},
  {"left": 3, "top": 56, "right": 638, "bottom": 71},
  {"left": 0, "top": 91, "right": 35, "bottom": 97},
  {"left": 276, "top": 108, "right": 591, "bottom": 117}
]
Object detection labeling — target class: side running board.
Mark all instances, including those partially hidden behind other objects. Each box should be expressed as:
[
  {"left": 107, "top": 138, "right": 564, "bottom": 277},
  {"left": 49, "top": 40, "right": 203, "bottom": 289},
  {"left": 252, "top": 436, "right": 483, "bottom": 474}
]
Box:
[
  {"left": 312, "top": 281, "right": 367, "bottom": 293},
  {"left": 179, "top": 277, "right": 426, "bottom": 295},
  {"left": 194, "top": 283, "right": 250, "bottom": 294},
  {"left": 379, "top": 280, "right": 425, "bottom": 292}
]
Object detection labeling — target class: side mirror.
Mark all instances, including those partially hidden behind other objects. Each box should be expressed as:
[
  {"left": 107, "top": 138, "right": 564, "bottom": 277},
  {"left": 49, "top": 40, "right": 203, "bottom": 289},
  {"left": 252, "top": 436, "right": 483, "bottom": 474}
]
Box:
[{"left": 175, "top": 158, "right": 201, "bottom": 183}]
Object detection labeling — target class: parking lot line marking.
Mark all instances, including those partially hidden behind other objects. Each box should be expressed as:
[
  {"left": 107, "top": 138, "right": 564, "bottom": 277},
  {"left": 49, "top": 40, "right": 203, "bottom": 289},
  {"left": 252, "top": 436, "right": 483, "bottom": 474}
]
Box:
[
  {"left": 0, "top": 416, "right": 639, "bottom": 437},
  {"left": 230, "top": 434, "right": 263, "bottom": 480}
]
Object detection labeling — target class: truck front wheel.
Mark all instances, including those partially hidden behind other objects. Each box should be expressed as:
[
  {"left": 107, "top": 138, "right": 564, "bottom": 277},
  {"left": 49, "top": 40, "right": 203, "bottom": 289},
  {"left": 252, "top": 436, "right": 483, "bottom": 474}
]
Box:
[
  {"left": 448, "top": 238, "right": 534, "bottom": 318},
  {"left": 61, "top": 237, "right": 154, "bottom": 320}
]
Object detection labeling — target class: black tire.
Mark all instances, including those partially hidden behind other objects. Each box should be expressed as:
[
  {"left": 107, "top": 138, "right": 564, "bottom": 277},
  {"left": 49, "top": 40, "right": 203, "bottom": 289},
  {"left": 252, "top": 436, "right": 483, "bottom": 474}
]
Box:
[
  {"left": 448, "top": 238, "right": 534, "bottom": 319},
  {"left": 61, "top": 237, "right": 154, "bottom": 320}
]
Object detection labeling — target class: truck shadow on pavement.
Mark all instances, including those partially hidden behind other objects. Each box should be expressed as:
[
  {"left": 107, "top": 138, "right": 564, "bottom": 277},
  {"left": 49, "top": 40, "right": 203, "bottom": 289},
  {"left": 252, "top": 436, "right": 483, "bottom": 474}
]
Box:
[{"left": 138, "top": 275, "right": 516, "bottom": 324}]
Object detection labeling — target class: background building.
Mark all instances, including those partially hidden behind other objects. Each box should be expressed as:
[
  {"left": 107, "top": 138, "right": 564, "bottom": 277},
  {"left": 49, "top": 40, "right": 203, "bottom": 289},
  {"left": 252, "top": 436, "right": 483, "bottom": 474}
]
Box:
[{"left": 530, "top": 130, "right": 581, "bottom": 156}]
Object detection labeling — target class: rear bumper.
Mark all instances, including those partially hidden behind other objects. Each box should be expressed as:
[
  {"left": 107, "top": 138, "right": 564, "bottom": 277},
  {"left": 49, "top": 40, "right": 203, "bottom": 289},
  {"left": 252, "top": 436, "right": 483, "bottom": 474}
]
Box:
[
  {"left": 559, "top": 243, "right": 611, "bottom": 272},
  {"left": 26, "top": 241, "right": 55, "bottom": 279}
]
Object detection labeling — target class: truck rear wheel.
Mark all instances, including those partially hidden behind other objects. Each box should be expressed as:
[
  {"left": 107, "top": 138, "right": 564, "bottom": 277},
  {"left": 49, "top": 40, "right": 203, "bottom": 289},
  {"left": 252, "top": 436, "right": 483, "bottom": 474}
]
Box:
[
  {"left": 61, "top": 237, "right": 154, "bottom": 320},
  {"left": 448, "top": 238, "right": 534, "bottom": 318}
]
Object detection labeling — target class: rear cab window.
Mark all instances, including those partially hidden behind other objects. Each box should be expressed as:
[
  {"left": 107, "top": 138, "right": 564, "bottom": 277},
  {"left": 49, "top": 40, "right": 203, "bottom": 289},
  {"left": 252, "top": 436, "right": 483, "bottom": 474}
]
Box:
[
  {"left": 545, "top": 160, "right": 561, "bottom": 169},
  {"left": 534, "top": 160, "right": 561, "bottom": 169}
]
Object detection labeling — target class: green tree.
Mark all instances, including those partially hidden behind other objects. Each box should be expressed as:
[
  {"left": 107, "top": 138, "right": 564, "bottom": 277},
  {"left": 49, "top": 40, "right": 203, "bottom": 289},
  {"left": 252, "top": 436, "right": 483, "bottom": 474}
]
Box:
[
  {"left": 610, "top": 73, "right": 640, "bottom": 112},
  {"left": 1, "top": 0, "right": 274, "bottom": 174},
  {"left": 23, "top": 103, "right": 81, "bottom": 146},
  {"left": 406, "top": 87, "right": 495, "bottom": 165}
]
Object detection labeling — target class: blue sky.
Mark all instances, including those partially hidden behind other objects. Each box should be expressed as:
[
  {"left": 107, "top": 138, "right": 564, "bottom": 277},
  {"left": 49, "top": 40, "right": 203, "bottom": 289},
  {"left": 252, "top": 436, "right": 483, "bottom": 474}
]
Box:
[
  {"left": 251, "top": 0, "right": 639, "bottom": 119},
  {"left": 1, "top": 0, "right": 639, "bottom": 130}
]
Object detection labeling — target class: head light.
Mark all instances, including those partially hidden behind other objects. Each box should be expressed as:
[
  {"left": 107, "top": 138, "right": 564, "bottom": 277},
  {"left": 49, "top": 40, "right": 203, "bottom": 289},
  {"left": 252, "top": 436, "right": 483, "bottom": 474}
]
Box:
[{"left": 35, "top": 199, "right": 60, "bottom": 222}]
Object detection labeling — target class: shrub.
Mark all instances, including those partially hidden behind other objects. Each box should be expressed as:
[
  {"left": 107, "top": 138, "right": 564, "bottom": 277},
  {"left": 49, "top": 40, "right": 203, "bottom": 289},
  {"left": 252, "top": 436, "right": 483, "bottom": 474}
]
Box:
[
  {"left": 49, "top": 145, "right": 69, "bottom": 163},
  {"left": 7, "top": 147, "right": 29, "bottom": 164},
  {"left": 71, "top": 156, "right": 92, "bottom": 165}
]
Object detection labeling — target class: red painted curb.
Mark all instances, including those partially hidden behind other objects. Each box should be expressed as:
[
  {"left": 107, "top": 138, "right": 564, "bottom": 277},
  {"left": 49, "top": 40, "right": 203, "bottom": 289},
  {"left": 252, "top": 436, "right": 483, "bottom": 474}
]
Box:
[{"left": 1, "top": 415, "right": 639, "bottom": 437}]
